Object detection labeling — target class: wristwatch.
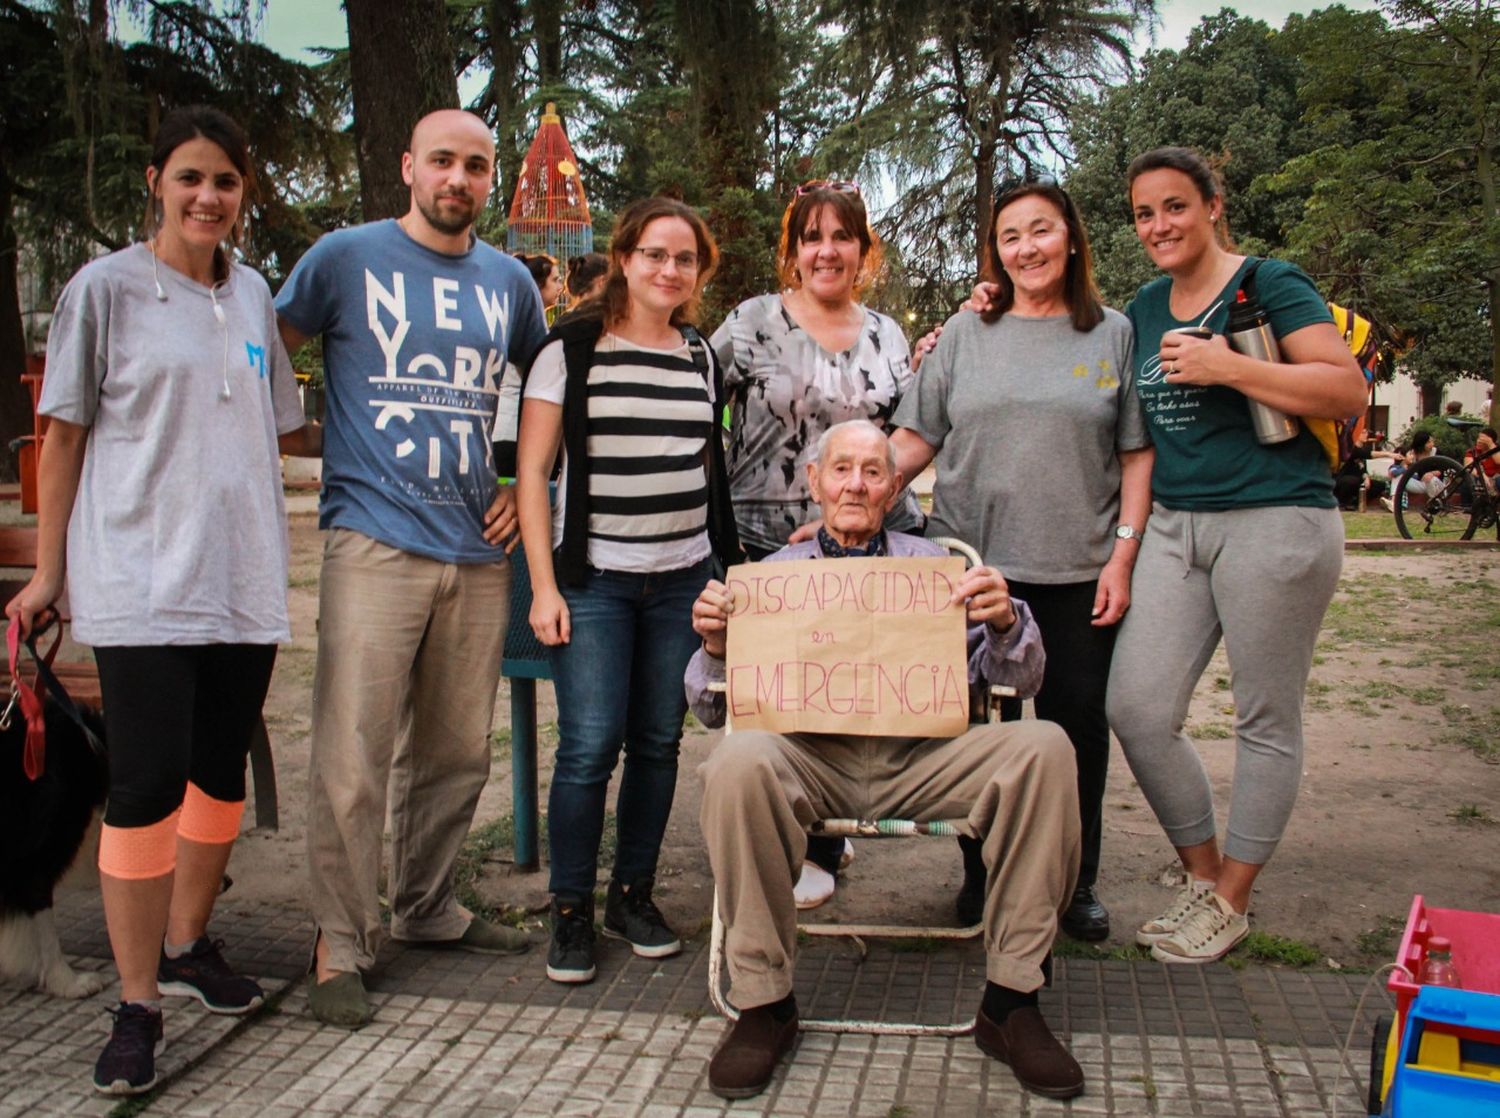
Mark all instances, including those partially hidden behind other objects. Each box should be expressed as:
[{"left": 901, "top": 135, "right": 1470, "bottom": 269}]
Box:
[{"left": 1114, "top": 524, "right": 1141, "bottom": 542}]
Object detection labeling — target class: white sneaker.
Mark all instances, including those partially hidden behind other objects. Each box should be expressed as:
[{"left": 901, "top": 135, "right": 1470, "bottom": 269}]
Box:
[
  {"left": 793, "top": 861, "right": 836, "bottom": 910},
  {"left": 839, "top": 839, "right": 855, "bottom": 869},
  {"left": 1380, "top": 496, "right": 1395, "bottom": 512},
  {"left": 1150, "top": 893, "right": 1249, "bottom": 964},
  {"left": 1135, "top": 879, "right": 1214, "bottom": 947}
]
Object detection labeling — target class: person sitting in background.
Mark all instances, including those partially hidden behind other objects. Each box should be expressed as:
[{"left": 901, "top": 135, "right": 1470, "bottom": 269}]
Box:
[
  {"left": 688, "top": 419, "right": 1084, "bottom": 1102},
  {"left": 1333, "top": 429, "right": 1395, "bottom": 510},
  {"left": 1382, "top": 431, "right": 1441, "bottom": 511},
  {"left": 1466, "top": 427, "right": 1500, "bottom": 498}
]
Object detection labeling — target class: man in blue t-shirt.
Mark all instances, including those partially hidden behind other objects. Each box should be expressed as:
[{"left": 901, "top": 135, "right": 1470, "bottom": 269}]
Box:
[{"left": 276, "top": 109, "right": 547, "bottom": 1029}]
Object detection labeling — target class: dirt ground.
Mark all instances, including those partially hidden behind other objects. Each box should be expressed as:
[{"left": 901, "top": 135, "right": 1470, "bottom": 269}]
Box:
[{"left": 57, "top": 509, "right": 1500, "bottom": 969}]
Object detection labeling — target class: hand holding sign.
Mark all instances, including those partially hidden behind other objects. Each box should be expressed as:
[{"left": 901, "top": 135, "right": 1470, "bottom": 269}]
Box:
[
  {"left": 723, "top": 555, "right": 970, "bottom": 737},
  {"left": 692, "top": 578, "right": 734, "bottom": 658},
  {"left": 951, "top": 565, "right": 1015, "bottom": 634}
]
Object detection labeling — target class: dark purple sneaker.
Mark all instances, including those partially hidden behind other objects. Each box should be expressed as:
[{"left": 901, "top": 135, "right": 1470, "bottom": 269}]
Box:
[
  {"left": 157, "top": 936, "right": 264, "bottom": 1015},
  {"left": 93, "top": 1002, "right": 164, "bottom": 1095}
]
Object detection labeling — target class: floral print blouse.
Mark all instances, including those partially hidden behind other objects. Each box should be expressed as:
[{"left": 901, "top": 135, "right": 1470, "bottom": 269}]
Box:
[{"left": 710, "top": 294, "right": 923, "bottom": 554}]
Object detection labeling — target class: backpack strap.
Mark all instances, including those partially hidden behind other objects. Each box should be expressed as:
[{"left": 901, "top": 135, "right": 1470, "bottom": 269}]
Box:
[{"left": 1238, "top": 256, "right": 1266, "bottom": 303}]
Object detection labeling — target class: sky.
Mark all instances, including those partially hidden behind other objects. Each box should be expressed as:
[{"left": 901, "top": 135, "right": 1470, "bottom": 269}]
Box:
[{"left": 242, "top": 1, "right": 1383, "bottom": 67}]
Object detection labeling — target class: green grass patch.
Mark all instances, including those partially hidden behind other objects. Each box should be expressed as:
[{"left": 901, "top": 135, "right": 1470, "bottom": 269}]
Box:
[
  {"left": 1237, "top": 931, "right": 1321, "bottom": 968},
  {"left": 1187, "top": 721, "right": 1232, "bottom": 740},
  {"left": 1449, "top": 803, "right": 1496, "bottom": 826},
  {"left": 1050, "top": 937, "right": 1151, "bottom": 962},
  {"left": 1439, "top": 705, "right": 1500, "bottom": 764},
  {"left": 1408, "top": 687, "right": 1446, "bottom": 706},
  {"left": 1340, "top": 510, "right": 1404, "bottom": 540},
  {"left": 1354, "top": 915, "right": 1404, "bottom": 960}
]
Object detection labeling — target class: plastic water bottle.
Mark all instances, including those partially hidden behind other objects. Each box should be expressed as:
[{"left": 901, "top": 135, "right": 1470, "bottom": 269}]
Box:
[
  {"left": 1418, "top": 935, "right": 1462, "bottom": 988},
  {"left": 1225, "top": 290, "right": 1300, "bottom": 445}
]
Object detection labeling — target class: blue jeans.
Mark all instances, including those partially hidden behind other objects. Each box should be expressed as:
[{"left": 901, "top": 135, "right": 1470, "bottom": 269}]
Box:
[{"left": 546, "top": 556, "right": 712, "bottom": 897}]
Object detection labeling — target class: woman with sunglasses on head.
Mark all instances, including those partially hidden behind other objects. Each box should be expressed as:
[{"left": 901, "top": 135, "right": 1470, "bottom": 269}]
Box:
[
  {"left": 709, "top": 179, "right": 927, "bottom": 910},
  {"left": 896, "top": 175, "right": 1152, "bottom": 945},
  {"left": 1106, "top": 147, "right": 1365, "bottom": 963},
  {"left": 516, "top": 198, "right": 741, "bottom": 986},
  {"left": 4, "top": 106, "right": 313, "bottom": 1095}
]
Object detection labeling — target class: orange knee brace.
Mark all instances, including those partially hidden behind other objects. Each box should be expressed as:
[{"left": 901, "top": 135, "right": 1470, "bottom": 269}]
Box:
[
  {"left": 98, "top": 810, "right": 180, "bottom": 880},
  {"left": 177, "top": 782, "right": 246, "bottom": 845}
]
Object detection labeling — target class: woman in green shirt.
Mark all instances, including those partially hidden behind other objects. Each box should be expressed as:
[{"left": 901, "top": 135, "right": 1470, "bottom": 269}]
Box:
[{"left": 1107, "top": 147, "right": 1366, "bottom": 964}]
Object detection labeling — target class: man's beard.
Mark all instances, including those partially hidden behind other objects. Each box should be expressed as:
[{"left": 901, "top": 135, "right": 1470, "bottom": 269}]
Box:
[{"left": 416, "top": 191, "right": 476, "bottom": 236}]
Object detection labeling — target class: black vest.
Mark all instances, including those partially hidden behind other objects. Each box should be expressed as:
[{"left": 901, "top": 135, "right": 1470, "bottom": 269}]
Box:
[{"left": 526, "top": 314, "right": 743, "bottom": 586}]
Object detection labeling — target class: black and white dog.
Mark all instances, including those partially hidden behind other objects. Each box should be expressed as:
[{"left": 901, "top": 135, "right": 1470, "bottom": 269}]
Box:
[{"left": 0, "top": 696, "right": 109, "bottom": 997}]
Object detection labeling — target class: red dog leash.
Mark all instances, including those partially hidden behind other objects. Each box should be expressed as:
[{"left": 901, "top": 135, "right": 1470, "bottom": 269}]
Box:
[{"left": 5, "top": 615, "right": 102, "bottom": 780}]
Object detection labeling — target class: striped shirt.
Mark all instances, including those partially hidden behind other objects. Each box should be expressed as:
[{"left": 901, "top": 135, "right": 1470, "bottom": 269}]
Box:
[{"left": 524, "top": 332, "right": 715, "bottom": 573}]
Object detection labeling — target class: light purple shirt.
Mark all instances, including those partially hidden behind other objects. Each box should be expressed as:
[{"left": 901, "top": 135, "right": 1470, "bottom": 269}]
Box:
[{"left": 683, "top": 532, "right": 1045, "bottom": 730}]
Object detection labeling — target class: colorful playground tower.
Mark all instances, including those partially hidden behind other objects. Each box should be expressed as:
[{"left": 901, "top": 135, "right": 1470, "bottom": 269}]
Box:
[{"left": 507, "top": 102, "right": 593, "bottom": 267}]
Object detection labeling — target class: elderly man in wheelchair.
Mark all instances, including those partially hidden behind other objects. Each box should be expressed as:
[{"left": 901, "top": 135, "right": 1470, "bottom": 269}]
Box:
[{"left": 685, "top": 419, "right": 1083, "bottom": 1101}]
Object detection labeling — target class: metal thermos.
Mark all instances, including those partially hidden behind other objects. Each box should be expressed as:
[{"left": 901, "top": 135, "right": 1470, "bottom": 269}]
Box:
[{"left": 1225, "top": 290, "right": 1300, "bottom": 445}]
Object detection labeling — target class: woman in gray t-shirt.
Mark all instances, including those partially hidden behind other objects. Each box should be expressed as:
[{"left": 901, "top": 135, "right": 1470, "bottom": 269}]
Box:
[
  {"left": 892, "top": 179, "right": 1154, "bottom": 944},
  {"left": 6, "top": 107, "right": 310, "bottom": 1097}
]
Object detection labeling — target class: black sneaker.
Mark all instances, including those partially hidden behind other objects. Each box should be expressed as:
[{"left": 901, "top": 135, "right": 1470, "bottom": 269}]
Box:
[
  {"left": 603, "top": 876, "right": 682, "bottom": 958},
  {"left": 93, "top": 1002, "right": 164, "bottom": 1096},
  {"left": 547, "top": 895, "right": 597, "bottom": 984},
  {"left": 157, "top": 936, "right": 264, "bottom": 1014}
]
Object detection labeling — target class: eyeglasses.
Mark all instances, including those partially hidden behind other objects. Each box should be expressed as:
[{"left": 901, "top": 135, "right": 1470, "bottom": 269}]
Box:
[
  {"left": 633, "top": 246, "right": 699, "bottom": 272},
  {"left": 795, "top": 179, "right": 861, "bottom": 196}
]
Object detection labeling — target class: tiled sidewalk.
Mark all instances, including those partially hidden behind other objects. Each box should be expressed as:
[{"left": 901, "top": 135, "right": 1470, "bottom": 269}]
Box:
[{"left": 1, "top": 895, "right": 1392, "bottom": 1117}]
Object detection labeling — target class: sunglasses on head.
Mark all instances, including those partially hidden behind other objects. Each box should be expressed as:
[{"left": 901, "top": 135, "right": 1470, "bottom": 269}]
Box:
[
  {"left": 795, "top": 179, "right": 861, "bottom": 197},
  {"left": 995, "top": 170, "right": 1063, "bottom": 198}
]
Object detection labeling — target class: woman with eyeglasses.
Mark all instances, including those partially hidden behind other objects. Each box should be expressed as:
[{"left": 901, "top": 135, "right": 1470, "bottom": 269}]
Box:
[
  {"left": 516, "top": 197, "right": 741, "bottom": 985},
  {"left": 898, "top": 176, "right": 1152, "bottom": 947},
  {"left": 710, "top": 179, "right": 927, "bottom": 910},
  {"left": 1106, "top": 147, "right": 1364, "bottom": 964}
]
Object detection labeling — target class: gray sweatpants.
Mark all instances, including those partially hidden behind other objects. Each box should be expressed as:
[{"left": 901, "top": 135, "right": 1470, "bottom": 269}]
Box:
[{"left": 1105, "top": 504, "right": 1342, "bottom": 865}]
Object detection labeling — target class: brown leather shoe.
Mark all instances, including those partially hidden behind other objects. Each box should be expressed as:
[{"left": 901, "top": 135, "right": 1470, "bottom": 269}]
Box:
[
  {"left": 708, "top": 1004, "right": 798, "bottom": 1099},
  {"left": 974, "top": 1005, "right": 1084, "bottom": 1099}
]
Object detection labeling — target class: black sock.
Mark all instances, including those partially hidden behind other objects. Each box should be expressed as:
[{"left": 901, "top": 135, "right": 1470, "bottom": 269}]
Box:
[
  {"left": 981, "top": 981, "right": 1037, "bottom": 1024},
  {"left": 805, "top": 833, "right": 842, "bottom": 876},
  {"left": 958, "top": 834, "right": 986, "bottom": 891}
]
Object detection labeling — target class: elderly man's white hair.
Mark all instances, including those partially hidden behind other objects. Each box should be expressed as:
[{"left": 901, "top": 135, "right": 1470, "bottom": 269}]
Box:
[{"left": 813, "top": 419, "right": 897, "bottom": 473}]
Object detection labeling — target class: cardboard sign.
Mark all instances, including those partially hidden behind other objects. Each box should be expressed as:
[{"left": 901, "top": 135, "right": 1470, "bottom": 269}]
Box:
[{"left": 723, "top": 556, "right": 970, "bottom": 737}]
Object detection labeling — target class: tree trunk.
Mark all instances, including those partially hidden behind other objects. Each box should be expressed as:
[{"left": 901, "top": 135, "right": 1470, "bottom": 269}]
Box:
[
  {"left": 345, "top": 0, "right": 459, "bottom": 222},
  {"left": 675, "top": 0, "right": 778, "bottom": 312},
  {"left": 487, "top": 0, "right": 524, "bottom": 206},
  {"left": 0, "top": 178, "right": 36, "bottom": 483},
  {"left": 974, "top": 142, "right": 995, "bottom": 277}
]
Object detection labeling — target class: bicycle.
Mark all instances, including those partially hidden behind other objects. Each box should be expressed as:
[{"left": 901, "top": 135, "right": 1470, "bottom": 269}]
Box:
[{"left": 1391, "top": 418, "right": 1500, "bottom": 541}]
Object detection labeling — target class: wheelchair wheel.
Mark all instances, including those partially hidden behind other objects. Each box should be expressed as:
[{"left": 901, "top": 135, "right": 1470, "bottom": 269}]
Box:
[{"left": 1393, "top": 456, "right": 1477, "bottom": 541}]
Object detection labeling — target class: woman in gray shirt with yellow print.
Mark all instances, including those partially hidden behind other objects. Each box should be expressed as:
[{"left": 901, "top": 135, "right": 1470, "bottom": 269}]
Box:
[{"left": 893, "top": 178, "right": 1154, "bottom": 943}]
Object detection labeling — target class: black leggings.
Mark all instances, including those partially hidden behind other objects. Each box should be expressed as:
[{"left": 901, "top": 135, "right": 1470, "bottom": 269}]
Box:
[
  {"left": 94, "top": 644, "right": 277, "bottom": 828},
  {"left": 998, "top": 580, "right": 1116, "bottom": 888}
]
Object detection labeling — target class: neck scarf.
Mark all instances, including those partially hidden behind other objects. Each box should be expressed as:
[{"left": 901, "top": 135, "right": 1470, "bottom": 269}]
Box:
[{"left": 817, "top": 526, "right": 888, "bottom": 558}]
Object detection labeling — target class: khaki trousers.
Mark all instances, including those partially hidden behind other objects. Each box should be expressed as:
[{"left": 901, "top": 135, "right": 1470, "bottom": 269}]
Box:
[
  {"left": 306, "top": 529, "right": 510, "bottom": 973},
  {"left": 700, "top": 720, "right": 1081, "bottom": 1010}
]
